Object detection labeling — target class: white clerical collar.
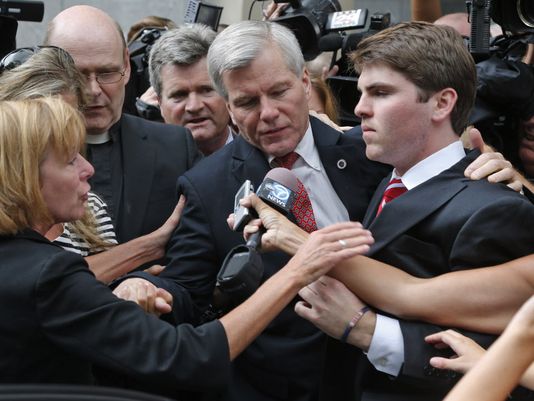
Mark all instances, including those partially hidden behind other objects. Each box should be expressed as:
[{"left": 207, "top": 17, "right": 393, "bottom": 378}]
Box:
[{"left": 86, "top": 132, "right": 111, "bottom": 144}]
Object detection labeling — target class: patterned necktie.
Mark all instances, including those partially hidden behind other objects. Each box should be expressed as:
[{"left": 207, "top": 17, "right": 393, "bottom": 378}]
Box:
[
  {"left": 274, "top": 152, "right": 318, "bottom": 233},
  {"left": 376, "top": 178, "right": 407, "bottom": 216}
]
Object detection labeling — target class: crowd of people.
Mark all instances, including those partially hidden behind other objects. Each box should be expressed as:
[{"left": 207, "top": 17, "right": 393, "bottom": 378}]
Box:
[{"left": 1, "top": 1, "right": 534, "bottom": 401}]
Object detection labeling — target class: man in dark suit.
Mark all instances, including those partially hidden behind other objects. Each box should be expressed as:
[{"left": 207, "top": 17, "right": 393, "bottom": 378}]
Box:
[
  {"left": 44, "top": 5, "right": 201, "bottom": 244},
  {"left": 119, "top": 20, "right": 389, "bottom": 401},
  {"left": 295, "top": 22, "right": 534, "bottom": 401},
  {"left": 148, "top": 24, "right": 236, "bottom": 156}
]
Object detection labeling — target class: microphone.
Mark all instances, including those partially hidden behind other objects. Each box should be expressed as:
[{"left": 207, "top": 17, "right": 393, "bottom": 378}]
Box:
[
  {"left": 211, "top": 168, "right": 299, "bottom": 316},
  {"left": 318, "top": 33, "right": 343, "bottom": 72},
  {"left": 247, "top": 167, "right": 298, "bottom": 247},
  {"left": 318, "top": 32, "right": 344, "bottom": 52}
]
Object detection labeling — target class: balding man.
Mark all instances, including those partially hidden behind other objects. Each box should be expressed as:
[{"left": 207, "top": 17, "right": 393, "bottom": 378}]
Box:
[{"left": 45, "top": 6, "right": 201, "bottom": 245}]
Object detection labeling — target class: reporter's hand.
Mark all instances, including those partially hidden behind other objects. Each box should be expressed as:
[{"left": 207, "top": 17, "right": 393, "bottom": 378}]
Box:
[
  {"left": 464, "top": 128, "right": 523, "bottom": 191},
  {"left": 240, "top": 194, "right": 300, "bottom": 253},
  {"left": 143, "top": 264, "right": 165, "bottom": 276},
  {"left": 425, "top": 329, "right": 486, "bottom": 373},
  {"left": 139, "top": 86, "right": 159, "bottom": 107},
  {"left": 113, "top": 278, "right": 173, "bottom": 316},
  {"left": 262, "top": 1, "right": 288, "bottom": 20},
  {"left": 284, "top": 221, "right": 374, "bottom": 285}
]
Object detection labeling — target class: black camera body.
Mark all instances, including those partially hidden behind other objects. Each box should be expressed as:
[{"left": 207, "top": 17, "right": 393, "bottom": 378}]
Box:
[
  {"left": 273, "top": 0, "right": 341, "bottom": 61},
  {"left": 491, "top": 0, "right": 534, "bottom": 34},
  {"left": 467, "top": 0, "right": 534, "bottom": 174}
]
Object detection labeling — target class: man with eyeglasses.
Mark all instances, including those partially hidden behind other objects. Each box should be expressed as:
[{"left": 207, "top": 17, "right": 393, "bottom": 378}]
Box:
[{"left": 44, "top": 5, "right": 202, "bottom": 246}]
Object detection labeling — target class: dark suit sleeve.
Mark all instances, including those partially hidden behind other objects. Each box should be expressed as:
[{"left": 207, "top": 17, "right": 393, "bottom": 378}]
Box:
[
  {"left": 36, "top": 251, "right": 230, "bottom": 391},
  {"left": 181, "top": 126, "right": 203, "bottom": 169},
  {"left": 130, "top": 172, "right": 224, "bottom": 325},
  {"left": 397, "top": 196, "right": 534, "bottom": 383}
]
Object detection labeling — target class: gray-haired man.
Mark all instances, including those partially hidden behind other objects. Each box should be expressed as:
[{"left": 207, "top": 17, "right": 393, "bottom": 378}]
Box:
[{"left": 149, "top": 24, "right": 234, "bottom": 155}]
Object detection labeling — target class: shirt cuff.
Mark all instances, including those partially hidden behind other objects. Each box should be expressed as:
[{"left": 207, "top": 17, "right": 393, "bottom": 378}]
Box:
[{"left": 366, "top": 314, "right": 404, "bottom": 376}]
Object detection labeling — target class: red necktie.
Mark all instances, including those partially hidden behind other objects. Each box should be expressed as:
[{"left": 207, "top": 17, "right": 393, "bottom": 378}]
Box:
[
  {"left": 376, "top": 178, "right": 407, "bottom": 216},
  {"left": 274, "top": 152, "right": 318, "bottom": 233}
]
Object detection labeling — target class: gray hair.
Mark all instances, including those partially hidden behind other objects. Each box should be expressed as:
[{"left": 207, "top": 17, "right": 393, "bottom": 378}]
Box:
[
  {"left": 149, "top": 23, "right": 216, "bottom": 96},
  {"left": 207, "top": 20, "right": 305, "bottom": 100}
]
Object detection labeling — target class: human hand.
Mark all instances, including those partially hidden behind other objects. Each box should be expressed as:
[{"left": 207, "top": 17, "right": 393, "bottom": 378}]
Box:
[
  {"left": 464, "top": 127, "right": 523, "bottom": 191},
  {"left": 237, "top": 193, "right": 304, "bottom": 254},
  {"left": 146, "top": 195, "right": 186, "bottom": 258},
  {"left": 296, "top": 276, "right": 365, "bottom": 336},
  {"left": 295, "top": 276, "right": 374, "bottom": 350},
  {"left": 143, "top": 264, "right": 165, "bottom": 276},
  {"left": 262, "top": 1, "right": 289, "bottom": 20},
  {"left": 139, "top": 86, "right": 159, "bottom": 107},
  {"left": 286, "top": 221, "right": 373, "bottom": 287},
  {"left": 322, "top": 64, "right": 339, "bottom": 80},
  {"left": 425, "top": 329, "right": 486, "bottom": 374},
  {"left": 113, "top": 278, "right": 173, "bottom": 316}
]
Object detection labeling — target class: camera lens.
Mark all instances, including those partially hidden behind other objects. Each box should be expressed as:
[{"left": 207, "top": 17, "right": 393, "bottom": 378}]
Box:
[{"left": 517, "top": 0, "right": 534, "bottom": 28}]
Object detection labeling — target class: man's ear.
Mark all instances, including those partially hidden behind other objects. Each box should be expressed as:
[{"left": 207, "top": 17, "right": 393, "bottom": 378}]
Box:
[
  {"left": 227, "top": 103, "right": 237, "bottom": 126},
  {"left": 122, "top": 47, "right": 132, "bottom": 86},
  {"left": 431, "top": 88, "right": 457, "bottom": 123},
  {"left": 302, "top": 67, "right": 311, "bottom": 99}
]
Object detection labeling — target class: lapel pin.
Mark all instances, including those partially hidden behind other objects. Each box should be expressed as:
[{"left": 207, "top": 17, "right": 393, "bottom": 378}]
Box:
[{"left": 337, "top": 159, "right": 347, "bottom": 170}]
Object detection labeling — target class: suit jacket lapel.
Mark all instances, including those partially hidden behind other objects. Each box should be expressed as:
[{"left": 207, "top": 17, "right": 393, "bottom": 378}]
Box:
[
  {"left": 311, "top": 117, "right": 368, "bottom": 221},
  {"left": 117, "top": 116, "right": 156, "bottom": 240},
  {"left": 367, "top": 150, "right": 479, "bottom": 255},
  {"left": 230, "top": 134, "right": 270, "bottom": 183},
  {"left": 362, "top": 174, "right": 391, "bottom": 227}
]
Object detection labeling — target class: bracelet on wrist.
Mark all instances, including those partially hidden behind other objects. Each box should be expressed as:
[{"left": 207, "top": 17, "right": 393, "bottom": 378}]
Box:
[{"left": 340, "top": 306, "right": 370, "bottom": 343}]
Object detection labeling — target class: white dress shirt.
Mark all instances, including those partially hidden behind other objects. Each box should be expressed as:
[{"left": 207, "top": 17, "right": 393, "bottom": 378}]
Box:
[
  {"left": 367, "top": 141, "right": 466, "bottom": 376},
  {"left": 268, "top": 121, "right": 349, "bottom": 227}
]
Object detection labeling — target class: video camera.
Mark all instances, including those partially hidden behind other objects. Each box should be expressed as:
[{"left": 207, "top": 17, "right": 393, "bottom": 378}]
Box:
[
  {"left": 468, "top": 0, "right": 534, "bottom": 172},
  {"left": 0, "top": 1, "right": 44, "bottom": 59},
  {"left": 124, "top": 1, "right": 224, "bottom": 120},
  {"left": 271, "top": 0, "right": 386, "bottom": 62},
  {"left": 468, "top": 0, "right": 534, "bottom": 58},
  {"left": 271, "top": 0, "right": 392, "bottom": 125}
]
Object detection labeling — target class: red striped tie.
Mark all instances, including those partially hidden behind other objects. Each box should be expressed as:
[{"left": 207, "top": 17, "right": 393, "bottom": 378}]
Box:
[
  {"left": 274, "top": 152, "right": 318, "bottom": 233},
  {"left": 376, "top": 178, "right": 407, "bottom": 216}
]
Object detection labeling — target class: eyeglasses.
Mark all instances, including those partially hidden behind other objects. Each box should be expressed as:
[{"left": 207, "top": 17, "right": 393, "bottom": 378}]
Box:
[
  {"left": 86, "top": 69, "right": 126, "bottom": 85},
  {"left": 0, "top": 46, "right": 69, "bottom": 73}
]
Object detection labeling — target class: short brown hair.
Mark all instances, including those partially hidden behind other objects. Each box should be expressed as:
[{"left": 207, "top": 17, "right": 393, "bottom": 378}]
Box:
[
  {"left": 0, "top": 98, "right": 85, "bottom": 234},
  {"left": 351, "top": 21, "right": 476, "bottom": 135}
]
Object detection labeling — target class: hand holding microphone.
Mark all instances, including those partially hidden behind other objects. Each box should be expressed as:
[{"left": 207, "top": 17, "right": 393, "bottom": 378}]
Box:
[
  {"left": 215, "top": 168, "right": 299, "bottom": 312},
  {"left": 231, "top": 167, "right": 299, "bottom": 250}
]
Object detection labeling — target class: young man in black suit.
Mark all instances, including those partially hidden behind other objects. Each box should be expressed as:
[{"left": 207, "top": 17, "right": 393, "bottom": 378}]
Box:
[{"left": 296, "top": 21, "right": 534, "bottom": 401}]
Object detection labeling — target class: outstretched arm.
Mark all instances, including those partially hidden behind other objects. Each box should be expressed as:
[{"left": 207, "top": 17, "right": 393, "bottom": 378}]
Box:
[
  {"left": 87, "top": 196, "right": 185, "bottom": 283},
  {"left": 329, "top": 255, "right": 534, "bottom": 335},
  {"left": 220, "top": 221, "right": 373, "bottom": 360},
  {"left": 444, "top": 296, "right": 534, "bottom": 401},
  {"left": 425, "top": 329, "right": 534, "bottom": 391},
  {"left": 244, "top": 194, "right": 534, "bottom": 335}
]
